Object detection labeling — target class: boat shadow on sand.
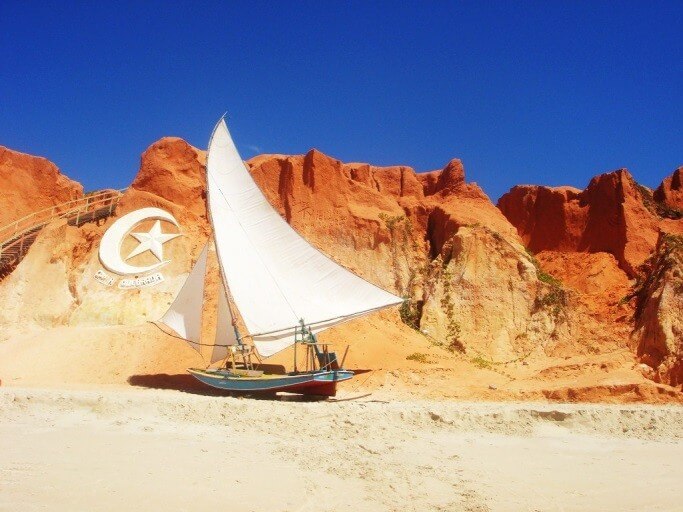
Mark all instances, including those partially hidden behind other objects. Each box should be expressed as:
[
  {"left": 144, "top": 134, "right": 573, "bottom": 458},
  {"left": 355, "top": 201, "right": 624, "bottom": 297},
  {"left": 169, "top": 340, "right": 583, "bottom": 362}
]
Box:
[{"left": 127, "top": 367, "right": 372, "bottom": 402}]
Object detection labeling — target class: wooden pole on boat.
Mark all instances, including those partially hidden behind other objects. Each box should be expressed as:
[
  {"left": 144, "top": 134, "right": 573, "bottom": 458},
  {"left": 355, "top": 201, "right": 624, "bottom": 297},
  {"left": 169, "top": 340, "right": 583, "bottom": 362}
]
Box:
[
  {"left": 230, "top": 347, "right": 237, "bottom": 371},
  {"left": 293, "top": 337, "right": 298, "bottom": 373},
  {"left": 340, "top": 345, "right": 350, "bottom": 369}
]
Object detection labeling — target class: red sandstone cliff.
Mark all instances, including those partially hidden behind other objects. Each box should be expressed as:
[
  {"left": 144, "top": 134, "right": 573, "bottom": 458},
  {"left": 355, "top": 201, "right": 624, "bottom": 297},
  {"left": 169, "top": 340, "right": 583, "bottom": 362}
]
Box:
[
  {"left": 498, "top": 169, "right": 662, "bottom": 277},
  {"left": 631, "top": 233, "right": 683, "bottom": 387},
  {"left": 0, "top": 139, "right": 681, "bottom": 398},
  {"left": 499, "top": 168, "right": 683, "bottom": 388},
  {"left": 654, "top": 166, "right": 683, "bottom": 212},
  {"left": 247, "top": 151, "right": 629, "bottom": 362},
  {"left": 125, "top": 137, "right": 208, "bottom": 220},
  {"left": 0, "top": 146, "right": 83, "bottom": 228}
]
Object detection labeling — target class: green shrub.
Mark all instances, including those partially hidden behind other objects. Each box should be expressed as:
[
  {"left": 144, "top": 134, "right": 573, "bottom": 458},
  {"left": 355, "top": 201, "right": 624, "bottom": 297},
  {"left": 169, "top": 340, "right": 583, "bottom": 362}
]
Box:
[
  {"left": 525, "top": 247, "right": 563, "bottom": 287},
  {"left": 440, "top": 266, "right": 465, "bottom": 353},
  {"left": 535, "top": 287, "right": 567, "bottom": 316},
  {"left": 471, "top": 356, "right": 492, "bottom": 369},
  {"left": 538, "top": 271, "right": 562, "bottom": 287},
  {"left": 399, "top": 298, "right": 421, "bottom": 331},
  {"left": 406, "top": 352, "right": 431, "bottom": 363}
]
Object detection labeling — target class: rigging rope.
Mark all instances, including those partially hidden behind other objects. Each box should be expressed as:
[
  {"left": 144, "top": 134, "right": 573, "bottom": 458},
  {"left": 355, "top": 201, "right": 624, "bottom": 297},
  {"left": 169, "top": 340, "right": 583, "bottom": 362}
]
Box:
[{"left": 149, "top": 321, "right": 233, "bottom": 348}]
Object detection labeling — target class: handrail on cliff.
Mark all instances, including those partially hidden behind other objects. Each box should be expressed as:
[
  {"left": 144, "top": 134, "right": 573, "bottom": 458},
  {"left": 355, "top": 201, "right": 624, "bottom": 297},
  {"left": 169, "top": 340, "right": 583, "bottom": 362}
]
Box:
[
  {"left": 0, "top": 189, "right": 127, "bottom": 244},
  {"left": 0, "top": 188, "right": 127, "bottom": 275}
]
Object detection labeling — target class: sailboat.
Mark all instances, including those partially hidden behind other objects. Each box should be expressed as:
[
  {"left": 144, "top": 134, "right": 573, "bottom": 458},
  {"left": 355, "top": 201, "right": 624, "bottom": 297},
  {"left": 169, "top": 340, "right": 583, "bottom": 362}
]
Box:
[{"left": 159, "top": 117, "right": 403, "bottom": 396}]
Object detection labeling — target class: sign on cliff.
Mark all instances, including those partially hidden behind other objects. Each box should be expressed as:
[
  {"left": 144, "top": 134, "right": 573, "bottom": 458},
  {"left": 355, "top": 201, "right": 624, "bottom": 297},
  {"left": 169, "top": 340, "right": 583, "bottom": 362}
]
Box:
[{"left": 96, "top": 207, "right": 182, "bottom": 289}]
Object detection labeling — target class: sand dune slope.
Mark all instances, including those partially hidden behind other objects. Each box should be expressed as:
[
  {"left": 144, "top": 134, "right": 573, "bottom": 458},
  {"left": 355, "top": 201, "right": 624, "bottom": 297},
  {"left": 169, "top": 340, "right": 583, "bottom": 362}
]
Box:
[{"left": 0, "top": 324, "right": 201, "bottom": 387}]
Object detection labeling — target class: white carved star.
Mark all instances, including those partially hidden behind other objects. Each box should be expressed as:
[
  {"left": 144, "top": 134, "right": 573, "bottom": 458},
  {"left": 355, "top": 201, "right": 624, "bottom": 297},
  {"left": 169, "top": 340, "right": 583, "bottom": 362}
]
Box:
[{"left": 126, "top": 220, "right": 181, "bottom": 262}]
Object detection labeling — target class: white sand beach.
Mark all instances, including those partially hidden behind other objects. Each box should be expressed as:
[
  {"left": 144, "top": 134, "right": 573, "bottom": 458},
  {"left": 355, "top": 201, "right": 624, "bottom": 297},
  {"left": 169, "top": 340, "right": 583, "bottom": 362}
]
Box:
[{"left": 1, "top": 386, "right": 682, "bottom": 512}]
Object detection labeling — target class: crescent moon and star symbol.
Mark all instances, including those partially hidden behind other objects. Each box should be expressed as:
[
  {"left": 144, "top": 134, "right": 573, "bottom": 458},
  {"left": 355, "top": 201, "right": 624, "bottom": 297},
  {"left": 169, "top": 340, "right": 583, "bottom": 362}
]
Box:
[{"left": 98, "top": 207, "right": 183, "bottom": 277}]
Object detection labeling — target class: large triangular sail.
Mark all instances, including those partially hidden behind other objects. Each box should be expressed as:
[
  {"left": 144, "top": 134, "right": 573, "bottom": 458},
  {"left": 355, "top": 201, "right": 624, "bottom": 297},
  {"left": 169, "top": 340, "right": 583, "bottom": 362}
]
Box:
[{"left": 207, "top": 119, "right": 403, "bottom": 357}]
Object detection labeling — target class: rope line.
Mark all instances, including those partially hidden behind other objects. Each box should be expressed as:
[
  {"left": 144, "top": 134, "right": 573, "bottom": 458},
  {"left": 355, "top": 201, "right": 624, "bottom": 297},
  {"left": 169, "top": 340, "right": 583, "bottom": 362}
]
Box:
[{"left": 150, "top": 321, "right": 233, "bottom": 348}]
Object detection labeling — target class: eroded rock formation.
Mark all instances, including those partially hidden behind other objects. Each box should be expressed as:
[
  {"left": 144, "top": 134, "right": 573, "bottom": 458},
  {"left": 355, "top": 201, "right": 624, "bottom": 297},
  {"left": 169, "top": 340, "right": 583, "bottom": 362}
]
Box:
[
  {"left": 0, "top": 139, "right": 681, "bottom": 395},
  {"left": 0, "top": 145, "right": 83, "bottom": 228},
  {"left": 631, "top": 233, "right": 683, "bottom": 386},
  {"left": 0, "top": 138, "right": 209, "bottom": 339},
  {"left": 247, "top": 150, "right": 585, "bottom": 359},
  {"left": 498, "top": 169, "right": 660, "bottom": 276},
  {"left": 499, "top": 168, "right": 683, "bottom": 387},
  {"left": 654, "top": 166, "right": 683, "bottom": 212}
]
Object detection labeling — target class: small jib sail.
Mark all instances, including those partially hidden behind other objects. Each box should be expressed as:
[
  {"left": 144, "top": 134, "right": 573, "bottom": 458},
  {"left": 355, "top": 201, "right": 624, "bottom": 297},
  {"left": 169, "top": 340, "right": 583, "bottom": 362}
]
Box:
[
  {"left": 161, "top": 117, "right": 403, "bottom": 359},
  {"left": 160, "top": 243, "right": 238, "bottom": 363}
]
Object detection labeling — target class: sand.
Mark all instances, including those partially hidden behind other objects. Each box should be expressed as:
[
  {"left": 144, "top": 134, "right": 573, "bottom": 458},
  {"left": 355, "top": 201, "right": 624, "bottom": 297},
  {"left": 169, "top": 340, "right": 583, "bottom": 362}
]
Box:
[
  {"left": 3, "top": 323, "right": 682, "bottom": 406},
  {"left": 1, "top": 386, "right": 682, "bottom": 512},
  {"left": 1, "top": 324, "right": 682, "bottom": 510}
]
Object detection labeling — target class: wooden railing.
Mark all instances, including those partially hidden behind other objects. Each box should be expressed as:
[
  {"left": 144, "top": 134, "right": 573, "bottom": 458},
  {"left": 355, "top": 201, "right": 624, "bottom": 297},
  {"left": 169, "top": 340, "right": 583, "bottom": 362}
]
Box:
[{"left": 0, "top": 188, "right": 126, "bottom": 276}]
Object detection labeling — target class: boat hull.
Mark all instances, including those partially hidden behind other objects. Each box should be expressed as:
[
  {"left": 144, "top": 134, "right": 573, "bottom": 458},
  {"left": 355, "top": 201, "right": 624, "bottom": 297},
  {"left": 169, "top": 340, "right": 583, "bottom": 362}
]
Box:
[{"left": 187, "top": 368, "right": 354, "bottom": 397}]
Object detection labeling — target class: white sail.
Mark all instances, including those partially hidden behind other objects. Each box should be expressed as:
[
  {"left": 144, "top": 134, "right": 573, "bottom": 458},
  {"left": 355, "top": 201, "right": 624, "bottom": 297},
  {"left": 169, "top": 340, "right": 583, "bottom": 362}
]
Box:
[
  {"left": 160, "top": 244, "right": 209, "bottom": 354},
  {"left": 210, "top": 281, "right": 237, "bottom": 363},
  {"left": 206, "top": 119, "right": 403, "bottom": 357}
]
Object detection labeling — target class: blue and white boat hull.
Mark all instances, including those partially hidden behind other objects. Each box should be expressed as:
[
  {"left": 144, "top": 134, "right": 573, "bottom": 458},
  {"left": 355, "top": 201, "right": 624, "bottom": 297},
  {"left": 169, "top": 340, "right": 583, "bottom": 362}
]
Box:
[{"left": 187, "top": 368, "right": 354, "bottom": 396}]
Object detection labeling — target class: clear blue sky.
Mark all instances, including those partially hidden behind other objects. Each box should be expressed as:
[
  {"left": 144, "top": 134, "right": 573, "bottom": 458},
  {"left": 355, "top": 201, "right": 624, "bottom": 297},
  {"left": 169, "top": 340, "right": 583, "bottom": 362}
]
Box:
[{"left": 1, "top": 1, "right": 681, "bottom": 201}]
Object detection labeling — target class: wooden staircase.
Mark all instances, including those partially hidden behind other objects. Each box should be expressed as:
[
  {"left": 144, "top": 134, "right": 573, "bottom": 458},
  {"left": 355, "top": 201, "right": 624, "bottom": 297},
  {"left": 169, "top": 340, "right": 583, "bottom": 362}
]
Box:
[{"left": 0, "top": 189, "right": 126, "bottom": 279}]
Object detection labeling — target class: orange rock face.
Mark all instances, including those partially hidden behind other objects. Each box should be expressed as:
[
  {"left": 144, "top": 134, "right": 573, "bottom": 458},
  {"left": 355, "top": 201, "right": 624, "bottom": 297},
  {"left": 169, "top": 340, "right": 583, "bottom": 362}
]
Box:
[
  {"left": 500, "top": 167, "right": 683, "bottom": 388},
  {"left": 126, "top": 137, "right": 208, "bottom": 220},
  {"left": 247, "top": 150, "right": 519, "bottom": 292},
  {"left": 654, "top": 166, "right": 683, "bottom": 212},
  {"left": 0, "top": 146, "right": 83, "bottom": 228},
  {"left": 1, "top": 138, "right": 682, "bottom": 398},
  {"left": 535, "top": 250, "right": 633, "bottom": 344},
  {"left": 0, "top": 138, "right": 210, "bottom": 339},
  {"left": 247, "top": 151, "right": 633, "bottom": 361},
  {"left": 631, "top": 233, "right": 683, "bottom": 387},
  {"left": 497, "top": 185, "right": 585, "bottom": 252},
  {"left": 498, "top": 169, "right": 661, "bottom": 276}
]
